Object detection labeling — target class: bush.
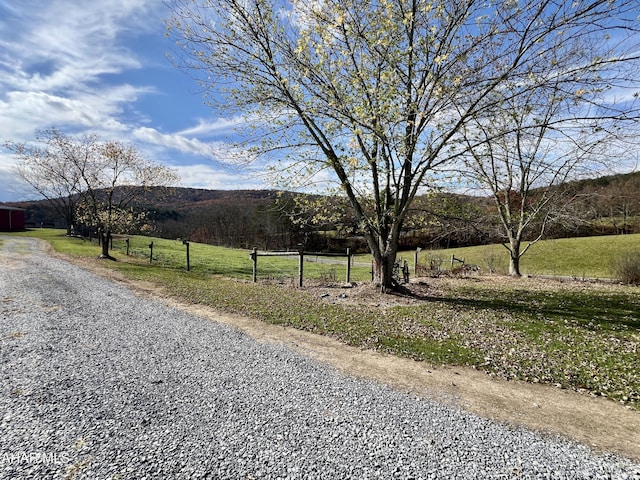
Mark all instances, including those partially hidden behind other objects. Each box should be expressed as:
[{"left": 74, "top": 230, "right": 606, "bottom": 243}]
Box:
[
  {"left": 611, "top": 252, "right": 640, "bottom": 285},
  {"left": 483, "top": 252, "right": 499, "bottom": 274}
]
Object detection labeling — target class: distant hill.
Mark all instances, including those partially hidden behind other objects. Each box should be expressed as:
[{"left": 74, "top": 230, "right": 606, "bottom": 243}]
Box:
[
  {"left": 141, "top": 187, "right": 281, "bottom": 208},
  {"left": 2, "top": 187, "right": 284, "bottom": 233},
  {"left": 3, "top": 171, "right": 639, "bottom": 249},
  {"left": 565, "top": 170, "right": 640, "bottom": 191}
]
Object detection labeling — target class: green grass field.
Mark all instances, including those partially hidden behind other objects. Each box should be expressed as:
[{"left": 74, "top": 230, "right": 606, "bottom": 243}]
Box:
[
  {"left": 11, "top": 229, "right": 372, "bottom": 283},
  {"left": 416, "top": 233, "right": 640, "bottom": 278},
  {"left": 7, "top": 228, "right": 640, "bottom": 409},
  {"left": 16, "top": 228, "right": 639, "bottom": 280}
]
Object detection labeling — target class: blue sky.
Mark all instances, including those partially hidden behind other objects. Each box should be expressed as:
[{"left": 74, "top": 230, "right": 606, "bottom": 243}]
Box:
[
  {"left": 1, "top": 1, "right": 637, "bottom": 204},
  {"left": 0, "top": 0, "right": 265, "bottom": 202}
]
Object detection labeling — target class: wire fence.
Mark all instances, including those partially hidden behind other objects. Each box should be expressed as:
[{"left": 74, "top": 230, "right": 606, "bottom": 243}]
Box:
[
  {"left": 105, "top": 236, "right": 371, "bottom": 283},
  {"left": 249, "top": 248, "right": 365, "bottom": 286}
]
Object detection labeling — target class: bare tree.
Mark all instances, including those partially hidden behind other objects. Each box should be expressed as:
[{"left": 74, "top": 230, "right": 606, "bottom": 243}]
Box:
[
  {"left": 75, "top": 140, "right": 179, "bottom": 259},
  {"left": 6, "top": 130, "right": 179, "bottom": 258},
  {"left": 5, "top": 128, "right": 92, "bottom": 235},
  {"left": 167, "top": 0, "right": 639, "bottom": 290},
  {"left": 459, "top": 37, "right": 640, "bottom": 276}
]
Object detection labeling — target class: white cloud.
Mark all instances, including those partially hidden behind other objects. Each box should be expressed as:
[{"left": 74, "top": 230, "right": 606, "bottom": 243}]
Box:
[
  {"left": 0, "top": 155, "right": 34, "bottom": 202},
  {"left": 133, "top": 126, "right": 258, "bottom": 166},
  {"left": 0, "top": 1, "right": 153, "bottom": 90},
  {"left": 177, "top": 116, "right": 248, "bottom": 137},
  {"left": 0, "top": 0, "right": 160, "bottom": 141},
  {"left": 0, "top": 0, "right": 274, "bottom": 202},
  {"left": 0, "top": 89, "right": 144, "bottom": 138},
  {"left": 600, "top": 85, "right": 640, "bottom": 107},
  {"left": 133, "top": 127, "right": 215, "bottom": 157},
  {"left": 175, "top": 164, "right": 267, "bottom": 191}
]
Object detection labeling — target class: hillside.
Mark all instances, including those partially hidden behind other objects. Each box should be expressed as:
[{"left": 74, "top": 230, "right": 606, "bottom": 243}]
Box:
[
  {"left": 141, "top": 187, "right": 280, "bottom": 208},
  {"left": 3, "top": 171, "right": 639, "bottom": 250},
  {"left": 4, "top": 188, "right": 280, "bottom": 228}
]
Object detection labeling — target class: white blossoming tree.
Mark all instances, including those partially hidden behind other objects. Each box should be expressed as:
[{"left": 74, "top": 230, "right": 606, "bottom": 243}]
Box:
[{"left": 8, "top": 130, "right": 179, "bottom": 259}]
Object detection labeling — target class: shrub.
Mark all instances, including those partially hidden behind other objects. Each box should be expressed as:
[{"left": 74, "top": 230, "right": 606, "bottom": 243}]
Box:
[
  {"left": 611, "top": 251, "right": 640, "bottom": 285},
  {"left": 483, "top": 252, "right": 499, "bottom": 274},
  {"left": 428, "top": 254, "right": 444, "bottom": 272}
]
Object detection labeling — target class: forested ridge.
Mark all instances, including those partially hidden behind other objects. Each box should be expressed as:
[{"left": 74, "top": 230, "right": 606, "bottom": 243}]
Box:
[{"left": 6, "top": 171, "right": 640, "bottom": 252}]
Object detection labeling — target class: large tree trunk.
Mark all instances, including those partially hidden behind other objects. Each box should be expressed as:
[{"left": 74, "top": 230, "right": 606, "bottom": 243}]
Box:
[
  {"left": 372, "top": 251, "right": 398, "bottom": 293},
  {"left": 367, "top": 225, "right": 401, "bottom": 292},
  {"left": 99, "top": 229, "right": 115, "bottom": 260},
  {"left": 509, "top": 255, "right": 521, "bottom": 277},
  {"left": 64, "top": 201, "right": 76, "bottom": 237},
  {"left": 365, "top": 216, "right": 404, "bottom": 292}
]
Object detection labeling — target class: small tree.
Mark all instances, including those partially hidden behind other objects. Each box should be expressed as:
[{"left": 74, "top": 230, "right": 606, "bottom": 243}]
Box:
[
  {"left": 75, "top": 140, "right": 179, "bottom": 259},
  {"left": 459, "top": 44, "right": 640, "bottom": 276},
  {"left": 5, "top": 128, "right": 90, "bottom": 235},
  {"left": 6, "top": 130, "right": 178, "bottom": 258}
]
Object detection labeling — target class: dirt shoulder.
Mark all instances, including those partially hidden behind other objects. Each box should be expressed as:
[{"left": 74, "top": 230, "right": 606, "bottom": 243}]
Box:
[
  {"left": 54, "top": 250, "right": 640, "bottom": 463},
  {"left": 166, "top": 301, "right": 640, "bottom": 464}
]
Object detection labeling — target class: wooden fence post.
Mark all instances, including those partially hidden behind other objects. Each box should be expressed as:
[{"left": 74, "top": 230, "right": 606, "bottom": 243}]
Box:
[
  {"left": 125, "top": 238, "right": 130, "bottom": 256},
  {"left": 346, "top": 248, "right": 351, "bottom": 284},
  {"left": 148, "top": 241, "right": 154, "bottom": 263},
  {"left": 298, "top": 244, "right": 304, "bottom": 287},
  {"left": 251, "top": 247, "right": 257, "bottom": 282},
  {"left": 183, "top": 240, "right": 190, "bottom": 271},
  {"left": 451, "top": 255, "right": 465, "bottom": 269}
]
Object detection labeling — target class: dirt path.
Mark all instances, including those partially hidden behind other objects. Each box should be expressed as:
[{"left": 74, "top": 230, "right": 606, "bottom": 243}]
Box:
[{"left": 54, "top": 248, "right": 640, "bottom": 463}]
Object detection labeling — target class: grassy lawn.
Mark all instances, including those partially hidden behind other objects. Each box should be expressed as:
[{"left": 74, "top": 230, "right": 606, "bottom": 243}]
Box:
[
  {"left": 8, "top": 229, "right": 640, "bottom": 409},
  {"left": 13, "top": 229, "right": 372, "bottom": 283},
  {"left": 417, "top": 233, "right": 640, "bottom": 278}
]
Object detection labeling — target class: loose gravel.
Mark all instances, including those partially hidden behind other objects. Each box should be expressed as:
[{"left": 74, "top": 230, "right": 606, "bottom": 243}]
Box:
[{"left": 1, "top": 236, "right": 639, "bottom": 480}]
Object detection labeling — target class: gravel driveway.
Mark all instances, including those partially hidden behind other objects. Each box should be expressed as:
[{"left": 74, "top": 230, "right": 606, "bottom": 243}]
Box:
[{"left": 1, "top": 236, "right": 639, "bottom": 480}]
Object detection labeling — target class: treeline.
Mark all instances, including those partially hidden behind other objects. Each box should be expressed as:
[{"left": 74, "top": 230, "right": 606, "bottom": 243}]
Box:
[
  {"left": 403, "top": 172, "right": 640, "bottom": 249},
  {"left": 9, "top": 172, "right": 640, "bottom": 252},
  {"left": 153, "top": 193, "right": 298, "bottom": 250},
  {"left": 560, "top": 172, "right": 640, "bottom": 236},
  {"left": 152, "top": 171, "right": 640, "bottom": 251}
]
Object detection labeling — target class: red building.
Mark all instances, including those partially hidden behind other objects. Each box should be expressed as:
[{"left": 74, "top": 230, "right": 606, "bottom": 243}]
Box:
[{"left": 0, "top": 206, "right": 25, "bottom": 231}]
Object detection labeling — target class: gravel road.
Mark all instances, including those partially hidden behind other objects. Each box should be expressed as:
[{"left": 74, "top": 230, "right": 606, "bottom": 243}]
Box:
[{"left": 1, "top": 236, "right": 639, "bottom": 480}]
